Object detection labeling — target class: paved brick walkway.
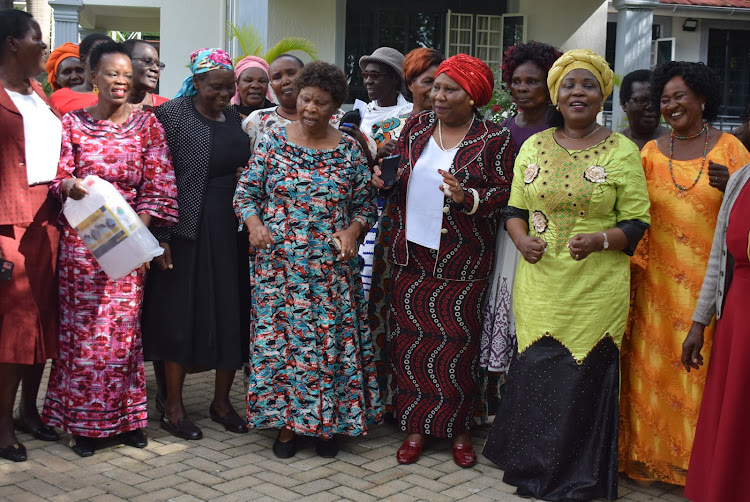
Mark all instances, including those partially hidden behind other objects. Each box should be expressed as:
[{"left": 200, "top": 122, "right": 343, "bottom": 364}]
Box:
[{"left": 1, "top": 364, "right": 689, "bottom": 502}]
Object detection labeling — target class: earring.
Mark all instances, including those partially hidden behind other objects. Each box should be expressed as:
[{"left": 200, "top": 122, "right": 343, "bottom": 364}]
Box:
[
  {"left": 469, "top": 99, "right": 475, "bottom": 106},
  {"left": 600, "top": 105, "right": 604, "bottom": 112},
  {"left": 556, "top": 105, "right": 559, "bottom": 111},
  {"left": 701, "top": 103, "right": 705, "bottom": 111},
  {"left": 93, "top": 84, "right": 99, "bottom": 95}
]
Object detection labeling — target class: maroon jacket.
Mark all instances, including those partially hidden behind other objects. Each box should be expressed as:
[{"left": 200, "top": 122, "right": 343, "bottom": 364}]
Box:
[
  {"left": 0, "top": 79, "right": 60, "bottom": 226},
  {"left": 388, "top": 111, "right": 515, "bottom": 282}
]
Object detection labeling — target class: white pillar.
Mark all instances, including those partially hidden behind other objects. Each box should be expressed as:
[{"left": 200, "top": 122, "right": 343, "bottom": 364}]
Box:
[
  {"left": 49, "top": 0, "right": 82, "bottom": 46},
  {"left": 612, "top": 0, "right": 658, "bottom": 131}
]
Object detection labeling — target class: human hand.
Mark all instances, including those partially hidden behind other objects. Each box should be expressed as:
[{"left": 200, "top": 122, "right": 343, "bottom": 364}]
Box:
[
  {"left": 568, "top": 233, "right": 603, "bottom": 261},
  {"left": 376, "top": 139, "right": 397, "bottom": 159},
  {"left": 248, "top": 224, "right": 273, "bottom": 250},
  {"left": 516, "top": 234, "right": 546, "bottom": 264},
  {"left": 681, "top": 322, "right": 705, "bottom": 372},
  {"left": 332, "top": 227, "right": 358, "bottom": 261},
  {"left": 152, "top": 242, "right": 173, "bottom": 271},
  {"left": 340, "top": 123, "right": 365, "bottom": 143},
  {"left": 707, "top": 161, "right": 730, "bottom": 192},
  {"left": 372, "top": 161, "right": 402, "bottom": 189},
  {"left": 438, "top": 169, "right": 464, "bottom": 204},
  {"left": 63, "top": 178, "right": 88, "bottom": 201}
]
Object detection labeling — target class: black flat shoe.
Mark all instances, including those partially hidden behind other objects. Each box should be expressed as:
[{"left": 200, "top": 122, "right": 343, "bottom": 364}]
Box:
[
  {"left": 272, "top": 430, "right": 297, "bottom": 459},
  {"left": 14, "top": 419, "right": 59, "bottom": 442},
  {"left": 71, "top": 436, "right": 95, "bottom": 457},
  {"left": 160, "top": 414, "right": 202, "bottom": 440},
  {"left": 515, "top": 487, "right": 534, "bottom": 499},
  {"left": 209, "top": 405, "right": 248, "bottom": 434},
  {"left": 315, "top": 437, "right": 339, "bottom": 458},
  {"left": 122, "top": 428, "right": 148, "bottom": 448},
  {"left": 0, "top": 443, "right": 27, "bottom": 462}
]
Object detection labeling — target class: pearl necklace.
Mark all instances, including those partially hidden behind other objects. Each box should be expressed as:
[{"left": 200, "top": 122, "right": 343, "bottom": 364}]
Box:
[
  {"left": 669, "top": 121, "right": 709, "bottom": 192},
  {"left": 558, "top": 124, "right": 601, "bottom": 141},
  {"left": 438, "top": 116, "right": 474, "bottom": 151}
]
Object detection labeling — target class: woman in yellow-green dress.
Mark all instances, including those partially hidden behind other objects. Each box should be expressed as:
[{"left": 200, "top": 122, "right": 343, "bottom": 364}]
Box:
[{"left": 483, "top": 49, "right": 651, "bottom": 501}]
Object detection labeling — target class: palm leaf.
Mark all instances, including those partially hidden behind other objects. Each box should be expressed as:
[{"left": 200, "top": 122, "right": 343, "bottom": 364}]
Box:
[
  {"left": 264, "top": 37, "right": 318, "bottom": 63},
  {"left": 227, "top": 21, "right": 263, "bottom": 62}
]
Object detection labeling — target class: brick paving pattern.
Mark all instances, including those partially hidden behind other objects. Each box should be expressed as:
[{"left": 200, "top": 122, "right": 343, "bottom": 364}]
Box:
[{"left": 1, "top": 364, "right": 689, "bottom": 502}]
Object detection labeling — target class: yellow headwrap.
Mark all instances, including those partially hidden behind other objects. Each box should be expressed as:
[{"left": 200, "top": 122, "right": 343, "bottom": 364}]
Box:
[{"left": 547, "top": 49, "right": 614, "bottom": 106}]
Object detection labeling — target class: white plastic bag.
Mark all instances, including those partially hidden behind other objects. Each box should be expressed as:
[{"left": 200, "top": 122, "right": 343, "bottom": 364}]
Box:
[{"left": 63, "top": 175, "right": 164, "bottom": 279}]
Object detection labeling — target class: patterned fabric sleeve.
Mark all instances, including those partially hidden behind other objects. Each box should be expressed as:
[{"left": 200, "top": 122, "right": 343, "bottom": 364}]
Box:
[
  {"left": 233, "top": 129, "right": 271, "bottom": 228},
  {"left": 136, "top": 113, "right": 179, "bottom": 226},
  {"left": 459, "top": 127, "right": 514, "bottom": 219},
  {"left": 49, "top": 113, "right": 77, "bottom": 202},
  {"left": 346, "top": 137, "right": 378, "bottom": 235}
]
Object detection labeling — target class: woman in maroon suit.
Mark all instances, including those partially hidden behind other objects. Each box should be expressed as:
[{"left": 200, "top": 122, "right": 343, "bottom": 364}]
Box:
[
  {"left": 372, "top": 54, "right": 514, "bottom": 468},
  {"left": 0, "top": 9, "right": 63, "bottom": 462}
]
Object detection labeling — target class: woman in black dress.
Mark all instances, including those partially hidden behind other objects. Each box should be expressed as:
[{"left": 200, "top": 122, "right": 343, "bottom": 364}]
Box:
[{"left": 142, "top": 48, "right": 250, "bottom": 440}]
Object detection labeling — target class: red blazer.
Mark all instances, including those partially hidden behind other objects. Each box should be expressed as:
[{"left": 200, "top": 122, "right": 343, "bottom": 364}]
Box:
[
  {"left": 0, "top": 79, "right": 60, "bottom": 226},
  {"left": 388, "top": 111, "right": 515, "bottom": 281}
]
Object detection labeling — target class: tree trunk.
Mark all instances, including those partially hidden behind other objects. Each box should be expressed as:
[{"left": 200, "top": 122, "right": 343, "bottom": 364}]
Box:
[{"left": 27, "top": 0, "right": 52, "bottom": 47}]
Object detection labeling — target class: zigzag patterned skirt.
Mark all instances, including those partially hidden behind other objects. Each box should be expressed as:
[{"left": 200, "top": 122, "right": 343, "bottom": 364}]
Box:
[{"left": 390, "top": 242, "right": 487, "bottom": 438}]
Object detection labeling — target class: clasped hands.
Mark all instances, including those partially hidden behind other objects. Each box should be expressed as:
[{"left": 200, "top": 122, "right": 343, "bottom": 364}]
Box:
[
  {"left": 517, "top": 232, "right": 605, "bottom": 264},
  {"left": 246, "top": 222, "right": 359, "bottom": 261}
]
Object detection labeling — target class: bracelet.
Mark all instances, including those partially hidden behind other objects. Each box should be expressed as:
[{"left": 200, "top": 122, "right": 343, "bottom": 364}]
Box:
[
  {"left": 466, "top": 188, "right": 480, "bottom": 215},
  {"left": 601, "top": 231, "right": 609, "bottom": 250}
]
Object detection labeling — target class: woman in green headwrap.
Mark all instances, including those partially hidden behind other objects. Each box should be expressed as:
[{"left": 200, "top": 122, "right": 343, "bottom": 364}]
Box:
[{"left": 482, "top": 49, "right": 651, "bottom": 501}]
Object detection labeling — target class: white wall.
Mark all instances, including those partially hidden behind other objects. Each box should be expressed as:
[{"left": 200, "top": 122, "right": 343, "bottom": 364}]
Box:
[
  {"left": 517, "top": 0, "right": 608, "bottom": 56},
  {"left": 671, "top": 16, "right": 702, "bottom": 62},
  {"left": 159, "top": 0, "right": 226, "bottom": 97}
]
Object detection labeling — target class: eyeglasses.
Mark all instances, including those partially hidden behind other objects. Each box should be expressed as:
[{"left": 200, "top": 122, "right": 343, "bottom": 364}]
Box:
[
  {"left": 132, "top": 58, "right": 166, "bottom": 70},
  {"left": 361, "top": 71, "right": 389, "bottom": 80},
  {"left": 629, "top": 96, "right": 652, "bottom": 107}
]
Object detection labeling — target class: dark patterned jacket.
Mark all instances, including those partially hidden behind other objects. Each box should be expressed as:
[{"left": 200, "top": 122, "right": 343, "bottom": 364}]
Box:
[
  {"left": 388, "top": 110, "right": 514, "bottom": 281},
  {"left": 0, "top": 79, "right": 60, "bottom": 226},
  {"left": 152, "top": 97, "right": 242, "bottom": 241}
]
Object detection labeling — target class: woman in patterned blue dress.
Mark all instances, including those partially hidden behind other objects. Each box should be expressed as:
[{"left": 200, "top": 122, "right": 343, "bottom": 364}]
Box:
[{"left": 233, "top": 61, "right": 381, "bottom": 460}]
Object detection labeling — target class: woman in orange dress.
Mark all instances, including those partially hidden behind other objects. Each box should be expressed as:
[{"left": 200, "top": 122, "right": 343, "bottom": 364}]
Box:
[{"left": 619, "top": 61, "right": 750, "bottom": 485}]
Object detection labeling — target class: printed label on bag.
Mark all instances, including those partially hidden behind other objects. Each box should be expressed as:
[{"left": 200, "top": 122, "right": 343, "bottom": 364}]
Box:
[{"left": 74, "top": 205, "right": 137, "bottom": 258}]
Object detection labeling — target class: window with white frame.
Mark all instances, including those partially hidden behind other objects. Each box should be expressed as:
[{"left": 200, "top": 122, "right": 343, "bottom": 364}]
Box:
[
  {"left": 447, "top": 11, "right": 523, "bottom": 68},
  {"left": 447, "top": 11, "right": 474, "bottom": 56}
]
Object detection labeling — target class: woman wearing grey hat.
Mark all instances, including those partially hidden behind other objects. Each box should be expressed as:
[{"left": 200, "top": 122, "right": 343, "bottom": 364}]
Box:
[{"left": 356, "top": 47, "right": 413, "bottom": 154}]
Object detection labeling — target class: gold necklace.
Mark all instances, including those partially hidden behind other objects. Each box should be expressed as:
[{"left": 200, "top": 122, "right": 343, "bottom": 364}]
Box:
[
  {"left": 559, "top": 124, "right": 601, "bottom": 141},
  {"left": 438, "top": 116, "right": 474, "bottom": 151}
]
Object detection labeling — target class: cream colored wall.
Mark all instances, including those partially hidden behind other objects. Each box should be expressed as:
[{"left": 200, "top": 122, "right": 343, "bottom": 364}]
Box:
[
  {"left": 516, "top": 0, "right": 608, "bottom": 55},
  {"left": 671, "top": 16, "right": 702, "bottom": 62},
  {"left": 159, "top": 0, "right": 226, "bottom": 97},
  {"left": 268, "top": 0, "right": 338, "bottom": 65}
]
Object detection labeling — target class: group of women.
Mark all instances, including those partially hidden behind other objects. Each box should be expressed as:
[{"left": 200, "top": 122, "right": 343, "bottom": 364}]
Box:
[{"left": 1, "top": 7, "right": 749, "bottom": 502}]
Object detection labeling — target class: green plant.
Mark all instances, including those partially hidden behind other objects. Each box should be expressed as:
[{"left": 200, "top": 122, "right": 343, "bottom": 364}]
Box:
[
  {"left": 227, "top": 22, "right": 318, "bottom": 65},
  {"left": 480, "top": 71, "right": 516, "bottom": 124}
]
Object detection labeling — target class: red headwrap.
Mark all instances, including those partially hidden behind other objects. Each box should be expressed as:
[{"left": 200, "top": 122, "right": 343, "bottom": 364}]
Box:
[
  {"left": 45, "top": 43, "right": 79, "bottom": 90},
  {"left": 435, "top": 54, "right": 494, "bottom": 108}
]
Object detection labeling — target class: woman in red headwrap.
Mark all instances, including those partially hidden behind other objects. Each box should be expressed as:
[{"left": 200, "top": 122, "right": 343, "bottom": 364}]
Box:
[
  {"left": 372, "top": 54, "right": 514, "bottom": 468},
  {"left": 45, "top": 42, "right": 84, "bottom": 91}
]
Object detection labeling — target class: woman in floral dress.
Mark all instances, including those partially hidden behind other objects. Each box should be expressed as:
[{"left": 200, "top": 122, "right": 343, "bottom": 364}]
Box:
[
  {"left": 234, "top": 61, "right": 381, "bottom": 460},
  {"left": 41, "top": 43, "right": 178, "bottom": 457}
]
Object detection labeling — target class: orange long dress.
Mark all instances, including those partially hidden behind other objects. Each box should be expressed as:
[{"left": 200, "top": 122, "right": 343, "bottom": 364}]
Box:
[{"left": 619, "top": 133, "right": 750, "bottom": 485}]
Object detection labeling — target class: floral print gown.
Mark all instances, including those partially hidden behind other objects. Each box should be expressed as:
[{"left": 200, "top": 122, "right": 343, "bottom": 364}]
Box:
[
  {"left": 42, "top": 109, "right": 178, "bottom": 437},
  {"left": 233, "top": 127, "right": 382, "bottom": 438}
]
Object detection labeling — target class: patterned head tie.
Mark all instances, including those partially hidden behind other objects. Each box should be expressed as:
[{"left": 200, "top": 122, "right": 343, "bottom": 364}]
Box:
[
  {"left": 231, "top": 55, "right": 272, "bottom": 105},
  {"left": 45, "top": 42, "right": 79, "bottom": 90},
  {"left": 435, "top": 54, "right": 494, "bottom": 108},
  {"left": 175, "top": 48, "right": 234, "bottom": 98},
  {"left": 547, "top": 48, "right": 614, "bottom": 106}
]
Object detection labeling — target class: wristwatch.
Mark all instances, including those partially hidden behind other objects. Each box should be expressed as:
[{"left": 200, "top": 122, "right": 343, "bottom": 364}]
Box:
[{"left": 601, "top": 231, "right": 609, "bottom": 250}]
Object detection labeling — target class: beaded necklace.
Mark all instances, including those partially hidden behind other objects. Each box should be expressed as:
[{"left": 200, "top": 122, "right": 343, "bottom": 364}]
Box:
[
  {"left": 437, "top": 116, "right": 474, "bottom": 151},
  {"left": 669, "top": 121, "right": 708, "bottom": 192}
]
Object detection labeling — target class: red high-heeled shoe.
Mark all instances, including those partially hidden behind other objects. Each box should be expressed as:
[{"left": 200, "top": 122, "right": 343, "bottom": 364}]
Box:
[{"left": 452, "top": 442, "right": 477, "bottom": 468}]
